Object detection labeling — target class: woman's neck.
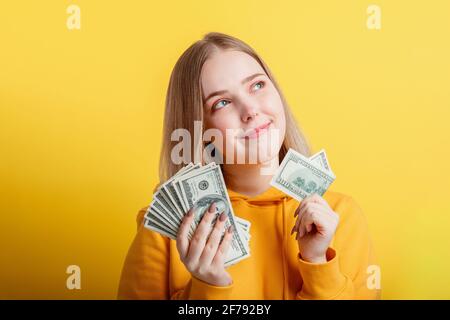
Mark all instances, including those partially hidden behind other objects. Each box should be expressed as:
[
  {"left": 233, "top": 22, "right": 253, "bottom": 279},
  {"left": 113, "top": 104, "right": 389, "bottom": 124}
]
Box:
[{"left": 222, "top": 156, "right": 279, "bottom": 197}]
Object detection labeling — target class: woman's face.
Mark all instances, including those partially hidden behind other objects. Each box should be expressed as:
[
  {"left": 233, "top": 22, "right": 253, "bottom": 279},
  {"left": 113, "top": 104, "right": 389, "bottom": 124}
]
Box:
[{"left": 201, "top": 49, "right": 286, "bottom": 165}]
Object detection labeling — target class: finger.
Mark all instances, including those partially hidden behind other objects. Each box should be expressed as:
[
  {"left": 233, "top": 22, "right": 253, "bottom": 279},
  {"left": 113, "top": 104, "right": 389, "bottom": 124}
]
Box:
[
  {"left": 295, "top": 195, "right": 317, "bottom": 218},
  {"left": 292, "top": 201, "right": 310, "bottom": 235},
  {"left": 295, "top": 198, "right": 309, "bottom": 217},
  {"left": 302, "top": 209, "right": 330, "bottom": 236},
  {"left": 213, "top": 225, "right": 234, "bottom": 265},
  {"left": 176, "top": 207, "right": 194, "bottom": 260},
  {"left": 293, "top": 217, "right": 302, "bottom": 239},
  {"left": 186, "top": 202, "right": 216, "bottom": 263},
  {"left": 298, "top": 211, "right": 313, "bottom": 239},
  {"left": 297, "top": 203, "right": 324, "bottom": 239},
  {"left": 291, "top": 214, "right": 302, "bottom": 236},
  {"left": 306, "top": 222, "right": 313, "bottom": 233},
  {"left": 309, "top": 193, "right": 331, "bottom": 210},
  {"left": 199, "top": 211, "right": 229, "bottom": 265},
  {"left": 294, "top": 202, "right": 302, "bottom": 218},
  {"left": 291, "top": 217, "right": 299, "bottom": 235},
  {"left": 305, "top": 195, "right": 336, "bottom": 222},
  {"left": 297, "top": 214, "right": 306, "bottom": 240},
  {"left": 302, "top": 211, "right": 318, "bottom": 235}
]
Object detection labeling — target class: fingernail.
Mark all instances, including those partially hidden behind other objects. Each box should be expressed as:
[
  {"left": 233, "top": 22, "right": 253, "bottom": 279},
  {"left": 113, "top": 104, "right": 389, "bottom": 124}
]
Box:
[
  {"left": 209, "top": 202, "right": 216, "bottom": 213},
  {"left": 187, "top": 210, "right": 193, "bottom": 217},
  {"left": 290, "top": 226, "right": 295, "bottom": 235},
  {"left": 219, "top": 212, "right": 227, "bottom": 221},
  {"left": 228, "top": 226, "right": 234, "bottom": 233}
]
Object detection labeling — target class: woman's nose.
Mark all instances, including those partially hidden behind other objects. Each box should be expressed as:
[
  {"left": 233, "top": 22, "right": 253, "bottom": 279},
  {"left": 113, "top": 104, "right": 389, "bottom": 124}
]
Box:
[{"left": 239, "top": 99, "right": 259, "bottom": 122}]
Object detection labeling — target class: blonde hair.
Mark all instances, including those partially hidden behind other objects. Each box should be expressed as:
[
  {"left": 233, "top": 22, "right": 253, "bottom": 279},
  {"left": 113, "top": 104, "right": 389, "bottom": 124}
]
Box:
[{"left": 159, "top": 32, "right": 311, "bottom": 182}]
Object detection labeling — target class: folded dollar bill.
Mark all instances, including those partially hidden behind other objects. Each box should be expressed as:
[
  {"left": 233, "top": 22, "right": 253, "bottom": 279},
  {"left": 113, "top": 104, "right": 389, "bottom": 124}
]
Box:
[
  {"left": 270, "top": 148, "right": 336, "bottom": 201},
  {"left": 143, "top": 162, "right": 251, "bottom": 267}
]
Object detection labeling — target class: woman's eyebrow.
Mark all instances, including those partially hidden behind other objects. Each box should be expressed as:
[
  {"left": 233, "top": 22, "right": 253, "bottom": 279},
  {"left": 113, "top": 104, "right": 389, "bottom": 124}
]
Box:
[{"left": 203, "top": 72, "right": 266, "bottom": 103}]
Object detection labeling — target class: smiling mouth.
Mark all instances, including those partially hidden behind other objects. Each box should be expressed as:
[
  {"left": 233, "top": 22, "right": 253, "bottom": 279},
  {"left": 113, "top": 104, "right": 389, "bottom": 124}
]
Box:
[{"left": 241, "top": 121, "right": 272, "bottom": 140}]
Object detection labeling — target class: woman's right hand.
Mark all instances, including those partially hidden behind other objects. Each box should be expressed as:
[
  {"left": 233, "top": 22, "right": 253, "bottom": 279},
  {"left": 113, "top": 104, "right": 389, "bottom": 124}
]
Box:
[{"left": 176, "top": 202, "right": 234, "bottom": 287}]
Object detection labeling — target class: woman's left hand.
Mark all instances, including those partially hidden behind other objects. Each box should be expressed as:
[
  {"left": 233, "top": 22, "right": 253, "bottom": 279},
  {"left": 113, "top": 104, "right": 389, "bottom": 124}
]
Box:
[{"left": 291, "top": 193, "right": 340, "bottom": 264}]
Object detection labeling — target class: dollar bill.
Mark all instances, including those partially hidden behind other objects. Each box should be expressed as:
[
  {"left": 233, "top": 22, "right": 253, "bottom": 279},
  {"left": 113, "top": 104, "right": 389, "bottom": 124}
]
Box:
[
  {"left": 270, "top": 148, "right": 336, "bottom": 201},
  {"left": 309, "top": 149, "right": 335, "bottom": 178}
]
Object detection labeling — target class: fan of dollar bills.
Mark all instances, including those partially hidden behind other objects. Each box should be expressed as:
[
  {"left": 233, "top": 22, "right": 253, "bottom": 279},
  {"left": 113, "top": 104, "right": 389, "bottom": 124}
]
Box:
[
  {"left": 144, "top": 162, "right": 251, "bottom": 267},
  {"left": 143, "top": 148, "right": 335, "bottom": 267}
]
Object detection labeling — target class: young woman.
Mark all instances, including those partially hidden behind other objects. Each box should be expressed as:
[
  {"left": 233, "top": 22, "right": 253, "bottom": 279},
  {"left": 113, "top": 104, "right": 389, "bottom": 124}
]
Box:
[{"left": 118, "top": 32, "right": 380, "bottom": 300}]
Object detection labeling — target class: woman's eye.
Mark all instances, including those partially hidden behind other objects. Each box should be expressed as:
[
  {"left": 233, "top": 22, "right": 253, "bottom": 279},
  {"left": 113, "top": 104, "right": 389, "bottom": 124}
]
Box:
[
  {"left": 252, "top": 81, "right": 265, "bottom": 91},
  {"left": 211, "top": 81, "right": 264, "bottom": 111},
  {"left": 212, "top": 99, "right": 229, "bottom": 110}
]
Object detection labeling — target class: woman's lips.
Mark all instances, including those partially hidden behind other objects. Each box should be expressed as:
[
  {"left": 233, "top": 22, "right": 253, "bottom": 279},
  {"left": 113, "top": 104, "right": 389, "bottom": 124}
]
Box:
[{"left": 241, "top": 121, "right": 272, "bottom": 139}]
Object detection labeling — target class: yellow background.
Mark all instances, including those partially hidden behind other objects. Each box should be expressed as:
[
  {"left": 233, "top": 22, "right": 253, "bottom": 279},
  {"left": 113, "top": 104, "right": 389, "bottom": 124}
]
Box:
[{"left": 1, "top": 0, "right": 449, "bottom": 299}]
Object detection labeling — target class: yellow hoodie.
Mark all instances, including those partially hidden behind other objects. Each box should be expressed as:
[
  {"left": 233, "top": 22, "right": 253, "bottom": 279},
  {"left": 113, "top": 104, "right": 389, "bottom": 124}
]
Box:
[{"left": 118, "top": 186, "right": 380, "bottom": 300}]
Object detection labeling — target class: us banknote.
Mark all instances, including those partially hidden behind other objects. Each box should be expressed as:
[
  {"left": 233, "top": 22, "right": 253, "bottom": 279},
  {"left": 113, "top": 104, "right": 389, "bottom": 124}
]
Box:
[{"left": 270, "top": 148, "right": 336, "bottom": 201}]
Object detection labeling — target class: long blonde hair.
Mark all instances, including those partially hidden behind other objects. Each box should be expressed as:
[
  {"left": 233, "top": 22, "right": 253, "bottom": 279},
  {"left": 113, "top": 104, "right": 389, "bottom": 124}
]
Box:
[{"left": 159, "top": 32, "right": 311, "bottom": 183}]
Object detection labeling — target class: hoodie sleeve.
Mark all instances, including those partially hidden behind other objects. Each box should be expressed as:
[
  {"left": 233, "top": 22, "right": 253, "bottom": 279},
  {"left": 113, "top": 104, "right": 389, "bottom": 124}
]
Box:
[
  {"left": 117, "top": 207, "right": 234, "bottom": 300},
  {"left": 295, "top": 195, "right": 381, "bottom": 300},
  {"left": 117, "top": 207, "right": 171, "bottom": 299}
]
